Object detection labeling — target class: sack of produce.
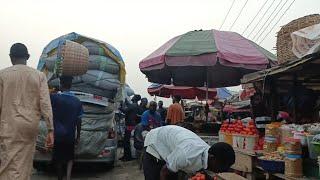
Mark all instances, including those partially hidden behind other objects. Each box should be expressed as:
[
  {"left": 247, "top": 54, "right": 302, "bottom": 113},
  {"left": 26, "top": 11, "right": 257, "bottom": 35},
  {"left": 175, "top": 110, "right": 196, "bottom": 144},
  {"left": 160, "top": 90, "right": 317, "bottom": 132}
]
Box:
[
  {"left": 88, "top": 55, "right": 120, "bottom": 74},
  {"left": 82, "top": 103, "right": 114, "bottom": 114},
  {"left": 81, "top": 70, "right": 120, "bottom": 91},
  {"left": 42, "top": 40, "right": 89, "bottom": 76},
  {"left": 81, "top": 41, "right": 106, "bottom": 56},
  {"left": 125, "top": 84, "right": 135, "bottom": 97},
  {"left": 71, "top": 84, "right": 117, "bottom": 99},
  {"left": 48, "top": 76, "right": 82, "bottom": 87},
  {"left": 75, "top": 130, "right": 109, "bottom": 158},
  {"left": 81, "top": 112, "right": 114, "bottom": 131}
]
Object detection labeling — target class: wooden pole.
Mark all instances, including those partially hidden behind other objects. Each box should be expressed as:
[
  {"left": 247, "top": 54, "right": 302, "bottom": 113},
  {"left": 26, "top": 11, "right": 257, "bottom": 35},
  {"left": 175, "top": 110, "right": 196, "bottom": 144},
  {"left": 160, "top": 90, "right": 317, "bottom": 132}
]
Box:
[
  {"left": 293, "top": 74, "right": 297, "bottom": 123},
  {"left": 270, "top": 78, "right": 279, "bottom": 121}
]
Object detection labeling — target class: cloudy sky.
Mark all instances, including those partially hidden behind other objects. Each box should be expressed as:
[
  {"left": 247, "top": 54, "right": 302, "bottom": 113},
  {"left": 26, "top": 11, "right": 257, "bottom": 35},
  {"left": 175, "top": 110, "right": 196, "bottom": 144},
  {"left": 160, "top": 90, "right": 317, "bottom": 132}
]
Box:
[{"left": 0, "top": 0, "right": 319, "bottom": 105}]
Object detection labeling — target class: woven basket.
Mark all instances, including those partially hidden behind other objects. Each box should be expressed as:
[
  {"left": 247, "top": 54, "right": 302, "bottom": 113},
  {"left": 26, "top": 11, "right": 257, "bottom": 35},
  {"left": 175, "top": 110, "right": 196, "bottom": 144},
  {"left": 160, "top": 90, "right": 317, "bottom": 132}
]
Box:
[
  {"left": 277, "top": 14, "right": 320, "bottom": 64},
  {"left": 58, "top": 40, "right": 89, "bottom": 76}
]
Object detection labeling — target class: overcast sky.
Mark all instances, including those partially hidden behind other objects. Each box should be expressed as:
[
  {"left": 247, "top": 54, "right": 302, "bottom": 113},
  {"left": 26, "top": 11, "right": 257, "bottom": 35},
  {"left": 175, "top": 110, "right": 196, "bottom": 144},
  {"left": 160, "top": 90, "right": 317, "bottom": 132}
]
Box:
[{"left": 0, "top": 0, "right": 319, "bottom": 105}]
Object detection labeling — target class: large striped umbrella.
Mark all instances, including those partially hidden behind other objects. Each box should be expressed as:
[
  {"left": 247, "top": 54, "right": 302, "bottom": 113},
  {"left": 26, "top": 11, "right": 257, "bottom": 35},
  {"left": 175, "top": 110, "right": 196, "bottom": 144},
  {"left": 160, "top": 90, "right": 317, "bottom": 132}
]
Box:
[
  {"left": 139, "top": 29, "right": 277, "bottom": 88},
  {"left": 147, "top": 83, "right": 217, "bottom": 100}
]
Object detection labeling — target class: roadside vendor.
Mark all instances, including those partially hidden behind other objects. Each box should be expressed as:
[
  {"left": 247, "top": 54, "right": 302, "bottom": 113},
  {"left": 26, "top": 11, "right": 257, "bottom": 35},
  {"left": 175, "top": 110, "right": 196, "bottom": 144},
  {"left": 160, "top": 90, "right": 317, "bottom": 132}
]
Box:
[
  {"left": 166, "top": 95, "right": 185, "bottom": 125},
  {"left": 143, "top": 125, "right": 235, "bottom": 180}
]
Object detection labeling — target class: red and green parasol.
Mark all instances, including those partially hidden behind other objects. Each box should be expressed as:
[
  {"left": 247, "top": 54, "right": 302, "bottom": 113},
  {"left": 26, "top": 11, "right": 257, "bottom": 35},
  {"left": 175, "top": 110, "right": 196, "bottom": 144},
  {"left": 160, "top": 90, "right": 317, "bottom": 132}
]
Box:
[
  {"left": 139, "top": 29, "right": 276, "bottom": 88},
  {"left": 147, "top": 83, "right": 217, "bottom": 100}
]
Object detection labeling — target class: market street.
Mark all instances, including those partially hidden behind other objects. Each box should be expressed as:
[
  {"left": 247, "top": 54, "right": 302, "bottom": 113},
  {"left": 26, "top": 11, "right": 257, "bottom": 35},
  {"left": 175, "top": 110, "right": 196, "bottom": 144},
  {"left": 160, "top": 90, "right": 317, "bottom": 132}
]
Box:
[{"left": 31, "top": 160, "right": 144, "bottom": 180}]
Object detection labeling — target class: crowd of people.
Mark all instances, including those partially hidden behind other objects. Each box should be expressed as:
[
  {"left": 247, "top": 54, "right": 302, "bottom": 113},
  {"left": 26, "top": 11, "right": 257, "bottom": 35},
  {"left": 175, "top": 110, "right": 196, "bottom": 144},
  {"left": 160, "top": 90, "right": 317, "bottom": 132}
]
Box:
[
  {"left": 119, "top": 94, "right": 185, "bottom": 161},
  {"left": 0, "top": 43, "right": 235, "bottom": 180},
  {"left": 119, "top": 95, "right": 235, "bottom": 180}
]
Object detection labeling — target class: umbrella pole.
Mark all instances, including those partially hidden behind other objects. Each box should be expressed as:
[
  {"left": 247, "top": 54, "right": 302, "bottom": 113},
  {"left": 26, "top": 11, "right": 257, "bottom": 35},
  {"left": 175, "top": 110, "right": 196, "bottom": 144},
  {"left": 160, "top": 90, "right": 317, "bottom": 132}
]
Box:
[
  {"left": 206, "top": 68, "right": 209, "bottom": 102},
  {"left": 206, "top": 68, "right": 209, "bottom": 122}
]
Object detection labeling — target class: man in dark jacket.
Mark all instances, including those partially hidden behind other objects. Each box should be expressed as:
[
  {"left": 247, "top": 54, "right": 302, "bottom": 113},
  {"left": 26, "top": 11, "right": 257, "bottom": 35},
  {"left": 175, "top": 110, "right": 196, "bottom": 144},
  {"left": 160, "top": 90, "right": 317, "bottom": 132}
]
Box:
[
  {"left": 157, "top": 101, "right": 167, "bottom": 125},
  {"left": 119, "top": 94, "right": 142, "bottom": 161}
]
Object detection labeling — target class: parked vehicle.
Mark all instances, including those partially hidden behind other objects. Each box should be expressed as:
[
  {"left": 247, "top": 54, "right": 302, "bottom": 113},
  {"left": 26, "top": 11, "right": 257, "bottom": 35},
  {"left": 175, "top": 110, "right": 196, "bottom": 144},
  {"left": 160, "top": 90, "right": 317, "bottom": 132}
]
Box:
[{"left": 34, "top": 92, "right": 117, "bottom": 169}]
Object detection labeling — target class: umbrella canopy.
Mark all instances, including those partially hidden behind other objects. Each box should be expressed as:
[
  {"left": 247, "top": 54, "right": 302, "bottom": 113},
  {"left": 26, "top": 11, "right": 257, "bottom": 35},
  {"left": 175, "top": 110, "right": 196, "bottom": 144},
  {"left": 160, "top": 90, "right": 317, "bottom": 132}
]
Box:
[
  {"left": 139, "top": 29, "right": 277, "bottom": 88},
  {"left": 217, "top": 87, "right": 233, "bottom": 100},
  {"left": 147, "top": 83, "right": 217, "bottom": 100},
  {"left": 223, "top": 104, "right": 251, "bottom": 113}
]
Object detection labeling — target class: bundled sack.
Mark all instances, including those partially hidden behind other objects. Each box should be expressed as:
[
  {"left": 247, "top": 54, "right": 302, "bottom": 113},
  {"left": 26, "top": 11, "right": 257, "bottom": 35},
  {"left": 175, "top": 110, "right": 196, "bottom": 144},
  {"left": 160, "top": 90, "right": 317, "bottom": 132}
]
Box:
[
  {"left": 48, "top": 79, "right": 117, "bottom": 99},
  {"left": 48, "top": 70, "right": 120, "bottom": 91},
  {"left": 82, "top": 103, "right": 114, "bottom": 114},
  {"left": 125, "top": 84, "right": 135, "bottom": 97},
  {"left": 75, "top": 130, "right": 109, "bottom": 158},
  {"left": 48, "top": 70, "right": 120, "bottom": 99},
  {"left": 48, "top": 76, "right": 82, "bottom": 87},
  {"left": 81, "top": 70, "right": 120, "bottom": 91},
  {"left": 71, "top": 84, "right": 117, "bottom": 99},
  {"left": 88, "top": 55, "right": 120, "bottom": 74},
  {"left": 82, "top": 41, "right": 107, "bottom": 56},
  {"left": 81, "top": 103, "right": 115, "bottom": 131},
  {"left": 81, "top": 112, "right": 114, "bottom": 131},
  {"left": 42, "top": 40, "right": 89, "bottom": 76}
]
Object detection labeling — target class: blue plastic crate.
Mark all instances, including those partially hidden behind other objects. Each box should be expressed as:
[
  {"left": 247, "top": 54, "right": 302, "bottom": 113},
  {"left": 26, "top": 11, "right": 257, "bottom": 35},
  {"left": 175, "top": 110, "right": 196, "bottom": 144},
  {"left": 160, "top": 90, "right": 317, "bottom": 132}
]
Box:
[{"left": 258, "top": 158, "right": 285, "bottom": 173}]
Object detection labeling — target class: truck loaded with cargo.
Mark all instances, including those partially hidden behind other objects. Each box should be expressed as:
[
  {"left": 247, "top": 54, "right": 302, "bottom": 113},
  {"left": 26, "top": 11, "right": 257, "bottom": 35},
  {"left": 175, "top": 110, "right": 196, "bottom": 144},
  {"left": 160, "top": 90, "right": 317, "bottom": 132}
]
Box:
[{"left": 34, "top": 32, "right": 133, "bottom": 168}]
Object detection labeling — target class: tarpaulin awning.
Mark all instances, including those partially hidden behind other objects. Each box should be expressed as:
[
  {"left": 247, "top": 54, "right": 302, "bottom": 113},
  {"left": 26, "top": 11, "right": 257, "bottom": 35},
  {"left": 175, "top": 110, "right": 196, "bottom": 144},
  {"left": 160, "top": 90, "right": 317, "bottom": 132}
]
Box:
[
  {"left": 241, "top": 54, "right": 320, "bottom": 86},
  {"left": 147, "top": 83, "right": 217, "bottom": 100}
]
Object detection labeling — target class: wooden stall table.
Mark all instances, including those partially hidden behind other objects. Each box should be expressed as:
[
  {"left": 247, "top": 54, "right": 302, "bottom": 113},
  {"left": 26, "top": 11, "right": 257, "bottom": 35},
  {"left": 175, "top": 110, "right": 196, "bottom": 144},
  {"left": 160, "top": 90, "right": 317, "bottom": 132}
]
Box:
[
  {"left": 255, "top": 166, "right": 319, "bottom": 180},
  {"left": 205, "top": 171, "right": 247, "bottom": 180},
  {"left": 231, "top": 148, "right": 262, "bottom": 180},
  {"left": 270, "top": 173, "right": 318, "bottom": 180}
]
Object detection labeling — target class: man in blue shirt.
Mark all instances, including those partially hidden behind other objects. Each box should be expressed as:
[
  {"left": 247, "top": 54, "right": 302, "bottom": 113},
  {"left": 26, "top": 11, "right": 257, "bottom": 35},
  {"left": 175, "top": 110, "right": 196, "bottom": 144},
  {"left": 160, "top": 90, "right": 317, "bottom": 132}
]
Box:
[
  {"left": 141, "top": 101, "right": 162, "bottom": 129},
  {"left": 51, "top": 76, "right": 83, "bottom": 180}
]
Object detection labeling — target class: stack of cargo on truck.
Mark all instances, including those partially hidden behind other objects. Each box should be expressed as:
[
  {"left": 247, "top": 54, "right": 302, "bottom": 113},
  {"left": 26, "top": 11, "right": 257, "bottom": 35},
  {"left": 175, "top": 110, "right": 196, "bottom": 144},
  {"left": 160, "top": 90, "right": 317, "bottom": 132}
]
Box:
[{"left": 34, "top": 32, "right": 128, "bottom": 166}]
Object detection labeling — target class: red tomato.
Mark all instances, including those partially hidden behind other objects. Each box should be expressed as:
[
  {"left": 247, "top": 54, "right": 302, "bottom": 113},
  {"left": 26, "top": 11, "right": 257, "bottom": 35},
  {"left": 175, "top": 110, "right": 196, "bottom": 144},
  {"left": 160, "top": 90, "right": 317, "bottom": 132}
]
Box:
[{"left": 248, "top": 125, "right": 255, "bottom": 129}]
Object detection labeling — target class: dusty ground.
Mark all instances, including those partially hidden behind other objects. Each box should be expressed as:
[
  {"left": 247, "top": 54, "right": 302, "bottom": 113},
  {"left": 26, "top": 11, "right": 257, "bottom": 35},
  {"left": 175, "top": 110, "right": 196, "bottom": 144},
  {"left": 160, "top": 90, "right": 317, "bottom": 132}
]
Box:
[{"left": 31, "top": 149, "right": 144, "bottom": 180}]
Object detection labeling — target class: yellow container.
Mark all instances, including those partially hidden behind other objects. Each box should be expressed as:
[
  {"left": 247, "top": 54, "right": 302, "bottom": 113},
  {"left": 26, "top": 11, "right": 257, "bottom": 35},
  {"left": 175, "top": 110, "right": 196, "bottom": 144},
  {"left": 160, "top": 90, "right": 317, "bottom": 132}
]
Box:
[{"left": 224, "top": 133, "right": 233, "bottom": 146}]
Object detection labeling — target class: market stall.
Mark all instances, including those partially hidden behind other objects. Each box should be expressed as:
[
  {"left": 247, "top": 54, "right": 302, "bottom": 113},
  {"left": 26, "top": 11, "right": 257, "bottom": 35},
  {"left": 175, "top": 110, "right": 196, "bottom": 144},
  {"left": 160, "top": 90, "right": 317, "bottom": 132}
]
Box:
[
  {"left": 239, "top": 53, "right": 320, "bottom": 179},
  {"left": 236, "top": 15, "right": 320, "bottom": 179},
  {"left": 215, "top": 14, "right": 320, "bottom": 179}
]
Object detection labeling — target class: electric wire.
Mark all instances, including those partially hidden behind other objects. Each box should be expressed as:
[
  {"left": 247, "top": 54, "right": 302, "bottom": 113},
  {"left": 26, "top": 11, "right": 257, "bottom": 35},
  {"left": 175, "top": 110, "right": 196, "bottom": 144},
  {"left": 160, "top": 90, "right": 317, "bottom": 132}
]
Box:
[
  {"left": 254, "top": 0, "right": 290, "bottom": 42},
  {"left": 229, "top": 0, "right": 249, "bottom": 31},
  {"left": 219, "top": 0, "right": 236, "bottom": 30},
  {"left": 247, "top": 0, "right": 276, "bottom": 38},
  {"left": 258, "top": 0, "right": 296, "bottom": 44},
  {"left": 252, "top": 0, "right": 286, "bottom": 41},
  {"left": 241, "top": 0, "right": 269, "bottom": 35}
]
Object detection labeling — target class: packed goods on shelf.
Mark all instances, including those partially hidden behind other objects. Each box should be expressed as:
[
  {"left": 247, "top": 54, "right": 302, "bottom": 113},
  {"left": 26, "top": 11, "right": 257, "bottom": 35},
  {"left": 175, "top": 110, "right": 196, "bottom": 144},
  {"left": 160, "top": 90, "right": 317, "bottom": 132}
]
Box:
[{"left": 260, "top": 123, "right": 320, "bottom": 178}]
